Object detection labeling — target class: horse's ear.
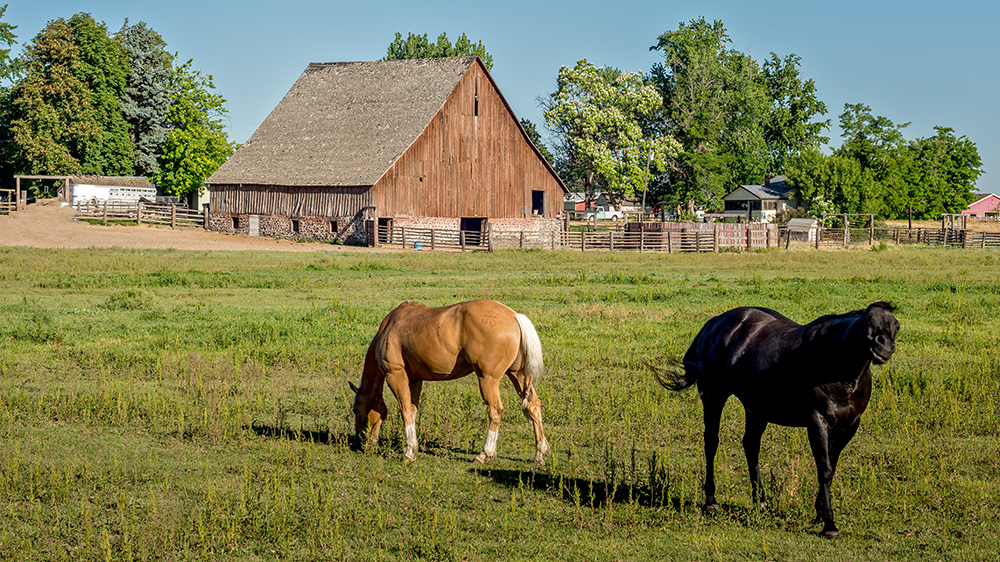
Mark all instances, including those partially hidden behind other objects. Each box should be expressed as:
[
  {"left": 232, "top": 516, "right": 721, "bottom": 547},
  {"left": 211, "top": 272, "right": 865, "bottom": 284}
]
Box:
[
  {"left": 349, "top": 381, "right": 359, "bottom": 394},
  {"left": 869, "top": 301, "right": 895, "bottom": 312}
]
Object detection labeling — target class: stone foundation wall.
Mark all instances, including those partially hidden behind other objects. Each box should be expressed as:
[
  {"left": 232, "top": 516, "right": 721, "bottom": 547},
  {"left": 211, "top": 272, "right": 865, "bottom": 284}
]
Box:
[
  {"left": 207, "top": 212, "right": 368, "bottom": 245},
  {"left": 488, "top": 218, "right": 562, "bottom": 233}
]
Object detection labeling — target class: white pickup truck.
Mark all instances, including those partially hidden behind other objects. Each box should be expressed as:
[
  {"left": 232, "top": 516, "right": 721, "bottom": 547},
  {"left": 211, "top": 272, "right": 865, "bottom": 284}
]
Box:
[{"left": 584, "top": 205, "right": 624, "bottom": 221}]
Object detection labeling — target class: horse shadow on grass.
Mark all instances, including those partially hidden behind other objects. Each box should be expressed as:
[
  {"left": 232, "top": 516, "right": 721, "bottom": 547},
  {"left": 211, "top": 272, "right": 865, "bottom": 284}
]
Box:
[
  {"left": 471, "top": 465, "right": 785, "bottom": 528},
  {"left": 470, "top": 466, "right": 695, "bottom": 513},
  {"left": 249, "top": 421, "right": 356, "bottom": 449}
]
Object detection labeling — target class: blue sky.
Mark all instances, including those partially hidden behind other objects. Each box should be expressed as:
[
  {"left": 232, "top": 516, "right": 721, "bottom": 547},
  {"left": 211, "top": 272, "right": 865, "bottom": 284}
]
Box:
[{"left": 8, "top": 0, "right": 999, "bottom": 195}]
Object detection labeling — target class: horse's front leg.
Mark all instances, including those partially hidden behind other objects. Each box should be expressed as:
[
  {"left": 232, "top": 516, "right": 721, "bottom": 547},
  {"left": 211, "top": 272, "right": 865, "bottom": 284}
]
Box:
[
  {"left": 806, "top": 420, "right": 839, "bottom": 539},
  {"left": 385, "top": 372, "right": 420, "bottom": 462},
  {"left": 473, "top": 374, "right": 504, "bottom": 464}
]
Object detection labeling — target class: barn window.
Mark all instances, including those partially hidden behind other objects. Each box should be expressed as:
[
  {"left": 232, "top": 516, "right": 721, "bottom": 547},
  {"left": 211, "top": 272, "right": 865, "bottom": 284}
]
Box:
[
  {"left": 330, "top": 220, "right": 338, "bottom": 233},
  {"left": 291, "top": 219, "right": 300, "bottom": 233},
  {"left": 531, "top": 191, "right": 544, "bottom": 216},
  {"left": 232, "top": 216, "right": 240, "bottom": 229}
]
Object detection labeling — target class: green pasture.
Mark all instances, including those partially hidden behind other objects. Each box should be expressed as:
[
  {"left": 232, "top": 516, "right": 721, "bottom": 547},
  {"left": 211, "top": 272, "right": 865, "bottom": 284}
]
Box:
[{"left": 0, "top": 244, "right": 998, "bottom": 561}]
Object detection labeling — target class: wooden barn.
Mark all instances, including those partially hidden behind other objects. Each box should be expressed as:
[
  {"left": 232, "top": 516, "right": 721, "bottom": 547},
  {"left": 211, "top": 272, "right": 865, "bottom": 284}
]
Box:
[{"left": 206, "top": 57, "right": 567, "bottom": 244}]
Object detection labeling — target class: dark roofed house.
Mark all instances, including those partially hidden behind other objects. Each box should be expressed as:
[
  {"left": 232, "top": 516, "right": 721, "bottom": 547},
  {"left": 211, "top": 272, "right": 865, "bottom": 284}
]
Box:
[
  {"left": 206, "top": 57, "right": 567, "bottom": 244},
  {"left": 722, "top": 175, "right": 797, "bottom": 223}
]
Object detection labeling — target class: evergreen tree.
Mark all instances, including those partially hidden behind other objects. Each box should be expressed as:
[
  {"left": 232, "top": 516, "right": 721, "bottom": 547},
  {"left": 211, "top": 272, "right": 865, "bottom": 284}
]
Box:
[
  {"left": 384, "top": 32, "right": 493, "bottom": 71},
  {"left": 117, "top": 20, "right": 173, "bottom": 177}
]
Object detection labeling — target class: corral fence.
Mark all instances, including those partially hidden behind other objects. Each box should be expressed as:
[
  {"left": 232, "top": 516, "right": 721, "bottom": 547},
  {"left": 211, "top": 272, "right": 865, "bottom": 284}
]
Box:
[
  {"left": 809, "top": 226, "right": 1000, "bottom": 249},
  {"left": 74, "top": 199, "right": 205, "bottom": 229},
  {"left": 377, "top": 222, "right": 779, "bottom": 252}
]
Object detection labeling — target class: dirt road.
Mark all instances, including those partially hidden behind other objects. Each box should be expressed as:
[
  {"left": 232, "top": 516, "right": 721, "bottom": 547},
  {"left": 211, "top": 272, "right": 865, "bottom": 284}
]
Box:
[{"left": 0, "top": 201, "right": 380, "bottom": 252}]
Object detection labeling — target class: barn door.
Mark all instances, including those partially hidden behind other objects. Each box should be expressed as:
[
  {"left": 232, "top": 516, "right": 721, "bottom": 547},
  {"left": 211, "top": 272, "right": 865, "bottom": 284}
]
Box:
[{"left": 460, "top": 217, "right": 485, "bottom": 246}]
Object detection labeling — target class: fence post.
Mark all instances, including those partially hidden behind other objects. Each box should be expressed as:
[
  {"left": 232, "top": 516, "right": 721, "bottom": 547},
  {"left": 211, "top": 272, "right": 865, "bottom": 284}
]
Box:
[
  {"left": 520, "top": 230, "right": 524, "bottom": 249},
  {"left": 431, "top": 229, "right": 436, "bottom": 251},
  {"left": 171, "top": 205, "right": 177, "bottom": 229},
  {"left": 402, "top": 227, "right": 407, "bottom": 248},
  {"left": 816, "top": 227, "right": 821, "bottom": 249},
  {"left": 460, "top": 230, "right": 466, "bottom": 252},
  {"left": 103, "top": 201, "right": 108, "bottom": 223},
  {"left": 610, "top": 231, "right": 615, "bottom": 251},
  {"left": 746, "top": 226, "right": 752, "bottom": 251},
  {"left": 137, "top": 202, "right": 142, "bottom": 225},
  {"left": 640, "top": 229, "right": 644, "bottom": 253},
  {"left": 581, "top": 231, "right": 585, "bottom": 252}
]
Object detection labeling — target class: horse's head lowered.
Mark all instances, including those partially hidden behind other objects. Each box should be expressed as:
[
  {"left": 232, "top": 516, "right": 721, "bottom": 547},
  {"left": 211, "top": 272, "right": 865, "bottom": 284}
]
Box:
[
  {"left": 862, "top": 302, "right": 899, "bottom": 365},
  {"left": 349, "top": 381, "right": 386, "bottom": 445}
]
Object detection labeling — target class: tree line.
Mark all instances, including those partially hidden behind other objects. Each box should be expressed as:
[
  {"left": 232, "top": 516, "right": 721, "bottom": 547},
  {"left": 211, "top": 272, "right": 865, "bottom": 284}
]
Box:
[
  {"left": 0, "top": 7, "right": 236, "bottom": 199},
  {"left": 0, "top": 12, "right": 983, "bottom": 220},
  {"left": 539, "top": 17, "right": 984, "bottom": 221}
]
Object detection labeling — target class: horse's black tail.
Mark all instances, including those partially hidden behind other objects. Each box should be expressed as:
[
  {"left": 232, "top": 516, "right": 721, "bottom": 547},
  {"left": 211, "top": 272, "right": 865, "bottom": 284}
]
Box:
[{"left": 647, "top": 359, "right": 699, "bottom": 392}]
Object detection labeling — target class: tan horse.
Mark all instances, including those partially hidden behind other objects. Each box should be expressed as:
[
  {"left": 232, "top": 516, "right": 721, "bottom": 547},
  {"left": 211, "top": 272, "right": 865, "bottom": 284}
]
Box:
[{"left": 349, "top": 299, "right": 550, "bottom": 464}]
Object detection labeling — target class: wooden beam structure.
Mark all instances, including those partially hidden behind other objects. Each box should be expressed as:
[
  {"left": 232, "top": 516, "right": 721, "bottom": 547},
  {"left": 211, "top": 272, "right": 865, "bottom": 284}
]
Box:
[{"left": 13, "top": 175, "right": 71, "bottom": 209}]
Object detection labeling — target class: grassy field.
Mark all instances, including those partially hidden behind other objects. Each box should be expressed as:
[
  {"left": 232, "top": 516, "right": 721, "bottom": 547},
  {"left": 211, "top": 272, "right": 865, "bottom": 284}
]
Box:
[{"left": 0, "top": 244, "right": 998, "bottom": 561}]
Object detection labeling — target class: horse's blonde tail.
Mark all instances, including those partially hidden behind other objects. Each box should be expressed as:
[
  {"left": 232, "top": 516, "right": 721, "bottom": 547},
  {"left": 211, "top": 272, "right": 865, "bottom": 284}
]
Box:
[{"left": 515, "top": 313, "right": 544, "bottom": 382}]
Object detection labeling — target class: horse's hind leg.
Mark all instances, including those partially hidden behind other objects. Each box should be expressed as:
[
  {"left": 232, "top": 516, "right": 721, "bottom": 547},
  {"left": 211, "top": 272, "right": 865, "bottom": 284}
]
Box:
[
  {"left": 742, "top": 411, "right": 768, "bottom": 508},
  {"left": 473, "top": 374, "right": 505, "bottom": 464},
  {"left": 507, "top": 372, "right": 549, "bottom": 465},
  {"left": 702, "top": 396, "right": 727, "bottom": 513}
]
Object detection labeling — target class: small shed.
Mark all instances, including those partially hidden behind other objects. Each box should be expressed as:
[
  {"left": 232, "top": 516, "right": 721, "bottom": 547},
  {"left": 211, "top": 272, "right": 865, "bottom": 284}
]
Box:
[
  {"left": 786, "top": 218, "right": 819, "bottom": 242},
  {"left": 722, "top": 176, "right": 797, "bottom": 223}
]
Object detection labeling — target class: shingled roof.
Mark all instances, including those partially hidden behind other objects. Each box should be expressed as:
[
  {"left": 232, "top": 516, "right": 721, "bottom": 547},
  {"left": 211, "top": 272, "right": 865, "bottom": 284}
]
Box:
[{"left": 208, "top": 57, "right": 478, "bottom": 187}]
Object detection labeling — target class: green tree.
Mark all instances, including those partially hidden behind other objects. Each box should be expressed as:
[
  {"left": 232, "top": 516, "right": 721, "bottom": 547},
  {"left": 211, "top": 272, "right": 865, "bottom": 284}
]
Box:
[
  {"left": 543, "top": 59, "right": 679, "bottom": 205},
  {"left": 155, "top": 60, "right": 236, "bottom": 197},
  {"left": 384, "top": 32, "right": 493, "bottom": 71},
  {"left": 117, "top": 20, "right": 173, "bottom": 177},
  {"left": 903, "top": 126, "right": 982, "bottom": 218},
  {"left": 762, "top": 53, "right": 829, "bottom": 172},
  {"left": 786, "top": 148, "right": 880, "bottom": 216},
  {"left": 0, "top": 4, "right": 19, "bottom": 190},
  {"left": 0, "top": 4, "right": 17, "bottom": 84},
  {"left": 8, "top": 13, "right": 134, "bottom": 176},
  {"left": 835, "top": 103, "right": 911, "bottom": 217},
  {"left": 648, "top": 18, "right": 829, "bottom": 212},
  {"left": 649, "top": 17, "right": 768, "bottom": 210}
]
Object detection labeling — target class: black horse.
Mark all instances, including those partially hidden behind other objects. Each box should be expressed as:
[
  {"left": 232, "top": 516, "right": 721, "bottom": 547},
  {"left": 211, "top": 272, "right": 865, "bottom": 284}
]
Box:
[{"left": 652, "top": 302, "right": 899, "bottom": 539}]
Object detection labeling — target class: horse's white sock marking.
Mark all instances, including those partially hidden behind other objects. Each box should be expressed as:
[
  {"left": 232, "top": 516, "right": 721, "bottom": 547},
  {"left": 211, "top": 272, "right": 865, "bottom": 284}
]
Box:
[
  {"left": 484, "top": 429, "right": 499, "bottom": 457},
  {"left": 405, "top": 424, "right": 417, "bottom": 447}
]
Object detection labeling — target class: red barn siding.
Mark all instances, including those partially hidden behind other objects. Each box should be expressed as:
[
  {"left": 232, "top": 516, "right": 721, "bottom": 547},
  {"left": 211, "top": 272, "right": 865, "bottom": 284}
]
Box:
[{"left": 372, "top": 63, "right": 563, "bottom": 219}]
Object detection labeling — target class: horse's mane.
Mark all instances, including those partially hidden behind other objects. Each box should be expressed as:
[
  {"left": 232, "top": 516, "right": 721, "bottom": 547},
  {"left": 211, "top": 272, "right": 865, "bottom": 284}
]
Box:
[{"left": 801, "top": 302, "right": 893, "bottom": 341}]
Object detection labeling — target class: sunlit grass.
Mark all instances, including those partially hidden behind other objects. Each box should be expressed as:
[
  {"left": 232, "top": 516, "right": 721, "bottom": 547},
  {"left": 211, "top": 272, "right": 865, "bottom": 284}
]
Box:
[{"left": 0, "top": 244, "right": 997, "bottom": 560}]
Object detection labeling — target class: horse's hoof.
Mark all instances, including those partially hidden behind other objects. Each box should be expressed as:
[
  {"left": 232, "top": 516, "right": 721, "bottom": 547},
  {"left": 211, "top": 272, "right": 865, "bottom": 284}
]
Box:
[
  {"left": 704, "top": 503, "right": 721, "bottom": 515},
  {"left": 821, "top": 530, "right": 840, "bottom": 540},
  {"left": 472, "top": 453, "right": 488, "bottom": 464}
]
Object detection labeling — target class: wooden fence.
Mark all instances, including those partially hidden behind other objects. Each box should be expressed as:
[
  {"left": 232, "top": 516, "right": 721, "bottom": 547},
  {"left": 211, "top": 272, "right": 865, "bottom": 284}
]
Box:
[
  {"left": 378, "top": 223, "right": 779, "bottom": 252},
  {"left": 74, "top": 200, "right": 205, "bottom": 229},
  {"left": 809, "top": 227, "right": 1000, "bottom": 249}
]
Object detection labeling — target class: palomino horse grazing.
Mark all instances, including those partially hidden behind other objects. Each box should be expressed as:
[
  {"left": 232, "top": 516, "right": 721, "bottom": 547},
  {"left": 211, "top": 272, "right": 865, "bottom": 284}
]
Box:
[
  {"left": 652, "top": 302, "right": 899, "bottom": 539},
  {"left": 349, "top": 299, "right": 550, "bottom": 464}
]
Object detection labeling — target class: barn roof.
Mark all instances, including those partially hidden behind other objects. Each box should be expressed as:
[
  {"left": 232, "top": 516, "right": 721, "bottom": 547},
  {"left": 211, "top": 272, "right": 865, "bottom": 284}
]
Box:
[{"left": 208, "top": 57, "right": 479, "bottom": 187}]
